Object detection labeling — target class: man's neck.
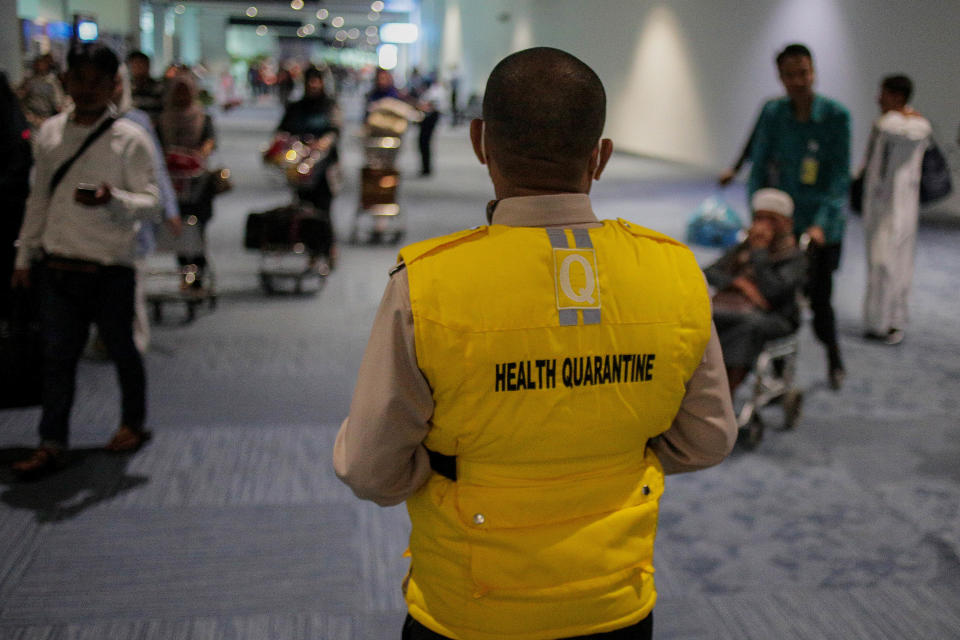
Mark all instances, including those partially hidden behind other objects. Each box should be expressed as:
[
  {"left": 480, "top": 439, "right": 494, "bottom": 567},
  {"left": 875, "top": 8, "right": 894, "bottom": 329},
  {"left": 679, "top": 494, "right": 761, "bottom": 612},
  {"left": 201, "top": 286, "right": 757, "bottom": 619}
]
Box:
[
  {"left": 791, "top": 95, "right": 814, "bottom": 122},
  {"left": 494, "top": 185, "right": 584, "bottom": 200},
  {"left": 73, "top": 107, "right": 109, "bottom": 126}
]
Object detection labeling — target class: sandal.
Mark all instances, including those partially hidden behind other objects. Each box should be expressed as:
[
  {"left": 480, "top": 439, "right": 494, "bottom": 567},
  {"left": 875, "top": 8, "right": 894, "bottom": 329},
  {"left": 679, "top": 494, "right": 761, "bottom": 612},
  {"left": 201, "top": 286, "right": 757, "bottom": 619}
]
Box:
[
  {"left": 104, "top": 426, "right": 152, "bottom": 453},
  {"left": 12, "top": 447, "right": 68, "bottom": 480}
]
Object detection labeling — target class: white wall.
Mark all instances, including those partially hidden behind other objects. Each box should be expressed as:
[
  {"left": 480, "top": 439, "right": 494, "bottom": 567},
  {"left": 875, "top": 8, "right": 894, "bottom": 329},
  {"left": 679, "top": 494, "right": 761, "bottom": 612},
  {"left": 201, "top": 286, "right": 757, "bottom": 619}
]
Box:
[{"left": 439, "top": 0, "right": 960, "bottom": 170}]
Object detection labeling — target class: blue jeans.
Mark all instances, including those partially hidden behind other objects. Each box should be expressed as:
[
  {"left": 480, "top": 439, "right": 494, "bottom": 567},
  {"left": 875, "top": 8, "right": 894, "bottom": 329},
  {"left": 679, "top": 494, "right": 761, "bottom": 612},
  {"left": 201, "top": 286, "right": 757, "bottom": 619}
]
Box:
[{"left": 37, "top": 260, "right": 146, "bottom": 446}]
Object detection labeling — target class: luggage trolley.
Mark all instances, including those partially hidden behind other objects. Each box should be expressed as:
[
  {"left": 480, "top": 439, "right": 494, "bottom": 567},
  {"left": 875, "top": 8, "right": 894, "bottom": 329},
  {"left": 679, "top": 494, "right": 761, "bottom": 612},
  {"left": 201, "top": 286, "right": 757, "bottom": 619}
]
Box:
[
  {"left": 147, "top": 148, "right": 218, "bottom": 323},
  {"left": 252, "top": 135, "right": 335, "bottom": 294},
  {"left": 145, "top": 215, "right": 217, "bottom": 323},
  {"left": 350, "top": 98, "right": 420, "bottom": 245}
]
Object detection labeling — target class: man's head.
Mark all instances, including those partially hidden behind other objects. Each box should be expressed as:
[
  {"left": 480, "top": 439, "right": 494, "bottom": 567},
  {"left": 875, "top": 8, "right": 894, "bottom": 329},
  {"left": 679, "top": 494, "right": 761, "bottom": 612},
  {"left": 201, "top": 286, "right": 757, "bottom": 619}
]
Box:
[
  {"left": 878, "top": 74, "right": 912, "bottom": 113},
  {"left": 375, "top": 68, "right": 394, "bottom": 91},
  {"left": 66, "top": 43, "right": 119, "bottom": 121},
  {"left": 304, "top": 66, "right": 327, "bottom": 99},
  {"left": 751, "top": 188, "right": 794, "bottom": 237},
  {"left": 126, "top": 50, "right": 151, "bottom": 81},
  {"left": 776, "top": 43, "right": 814, "bottom": 104},
  {"left": 33, "top": 53, "right": 55, "bottom": 75},
  {"left": 471, "top": 47, "right": 612, "bottom": 195}
]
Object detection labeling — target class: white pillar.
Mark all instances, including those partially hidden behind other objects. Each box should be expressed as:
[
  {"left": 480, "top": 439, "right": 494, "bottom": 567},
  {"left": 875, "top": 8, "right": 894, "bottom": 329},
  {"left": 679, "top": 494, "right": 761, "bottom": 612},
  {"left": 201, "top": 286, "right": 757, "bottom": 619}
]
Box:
[{"left": 1, "top": 0, "right": 26, "bottom": 82}]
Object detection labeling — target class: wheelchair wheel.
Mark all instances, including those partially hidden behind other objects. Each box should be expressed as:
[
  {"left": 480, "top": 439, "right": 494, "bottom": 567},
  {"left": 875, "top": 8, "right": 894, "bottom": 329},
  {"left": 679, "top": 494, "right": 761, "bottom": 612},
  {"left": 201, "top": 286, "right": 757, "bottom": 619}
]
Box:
[
  {"left": 783, "top": 389, "right": 804, "bottom": 430},
  {"left": 737, "top": 413, "right": 764, "bottom": 451}
]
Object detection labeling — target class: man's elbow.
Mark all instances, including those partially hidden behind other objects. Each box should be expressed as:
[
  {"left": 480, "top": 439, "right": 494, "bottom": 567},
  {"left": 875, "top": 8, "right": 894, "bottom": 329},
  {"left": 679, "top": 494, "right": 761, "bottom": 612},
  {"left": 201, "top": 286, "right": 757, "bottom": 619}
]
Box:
[{"left": 337, "top": 467, "right": 408, "bottom": 507}]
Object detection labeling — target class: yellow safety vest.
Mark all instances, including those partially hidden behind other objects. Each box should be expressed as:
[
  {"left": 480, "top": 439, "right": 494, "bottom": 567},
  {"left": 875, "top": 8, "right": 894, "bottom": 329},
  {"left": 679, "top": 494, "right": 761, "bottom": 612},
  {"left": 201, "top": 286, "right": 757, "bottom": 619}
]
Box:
[{"left": 399, "top": 219, "right": 711, "bottom": 640}]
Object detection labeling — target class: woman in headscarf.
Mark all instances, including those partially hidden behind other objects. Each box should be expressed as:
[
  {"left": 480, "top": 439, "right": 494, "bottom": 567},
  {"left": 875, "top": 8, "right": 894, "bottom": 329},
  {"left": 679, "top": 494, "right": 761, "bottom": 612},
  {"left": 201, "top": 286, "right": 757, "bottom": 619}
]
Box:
[
  {"left": 157, "top": 70, "right": 216, "bottom": 289},
  {"left": 276, "top": 65, "right": 340, "bottom": 265}
]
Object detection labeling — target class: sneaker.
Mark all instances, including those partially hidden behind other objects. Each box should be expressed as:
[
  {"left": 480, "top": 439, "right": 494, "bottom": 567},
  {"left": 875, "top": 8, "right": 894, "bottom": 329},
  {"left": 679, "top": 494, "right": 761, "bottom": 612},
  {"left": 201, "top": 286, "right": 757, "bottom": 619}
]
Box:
[
  {"left": 885, "top": 328, "right": 904, "bottom": 345},
  {"left": 12, "top": 446, "right": 68, "bottom": 480}
]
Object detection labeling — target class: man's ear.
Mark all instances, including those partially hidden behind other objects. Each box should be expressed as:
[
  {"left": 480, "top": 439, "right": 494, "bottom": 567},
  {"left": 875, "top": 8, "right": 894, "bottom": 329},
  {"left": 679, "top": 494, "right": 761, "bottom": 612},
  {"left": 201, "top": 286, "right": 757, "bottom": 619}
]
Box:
[
  {"left": 591, "top": 138, "right": 614, "bottom": 180},
  {"left": 469, "top": 118, "right": 486, "bottom": 165}
]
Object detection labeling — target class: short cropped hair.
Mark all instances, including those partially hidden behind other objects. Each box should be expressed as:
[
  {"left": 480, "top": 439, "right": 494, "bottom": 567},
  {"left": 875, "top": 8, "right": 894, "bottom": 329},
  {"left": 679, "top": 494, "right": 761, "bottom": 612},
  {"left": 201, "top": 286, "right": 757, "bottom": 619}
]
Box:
[
  {"left": 304, "top": 66, "right": 325, "bottom": 82},
  {"left": 482, "top": 47, "right": 606, "bottom": 185},
  {"left": 776, "top": 43, "right": 813, "bottom": 68},
  {"left": 881, "top": 74, "right": 913, "bottom": 102},
  {"left": 126, "top": 50, "right": 150, "bottom": 64},
  {"left": 67, "top": 43, "right": 120, "bottom": 77}
]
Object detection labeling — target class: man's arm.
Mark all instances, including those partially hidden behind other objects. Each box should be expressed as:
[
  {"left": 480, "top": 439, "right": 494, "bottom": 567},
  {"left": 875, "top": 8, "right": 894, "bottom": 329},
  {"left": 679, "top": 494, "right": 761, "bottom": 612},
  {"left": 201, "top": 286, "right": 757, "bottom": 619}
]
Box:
[
  {"left": 747, "top": 102, "right": 775, "bottom": 198},
  {"left": 104, "top": 132, "right": 160, "bottom": 223},
  {"left": 14, "top": 127, "right": 52, "bottom": 271},
  {"left": 649, "top": 323, "right": 738, "bottom": 474},
  {"left": 333, "top": 266, "right": 434, "bottom": 506},
  {"left": 747, "top": 248, "right": 805, "bottom": 308}
]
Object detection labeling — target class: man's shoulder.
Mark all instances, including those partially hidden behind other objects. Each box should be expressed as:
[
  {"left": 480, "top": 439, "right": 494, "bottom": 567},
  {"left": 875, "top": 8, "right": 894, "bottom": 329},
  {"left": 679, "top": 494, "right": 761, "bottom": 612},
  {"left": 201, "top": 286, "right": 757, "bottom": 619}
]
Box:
[
  {"left": 815, "top": 95, "right": 851, "bottom": 120},
  {"left": 398, "top": 227, "right": 488, "bottom": 265},
  {"left": 613, "top": 218, "right": 691, "bottom": 251},
  {"left": 110, "top": 116, "right": 156, "bottom": 149},
  {"left": 760, "top": 97, "right": 791, "bottom": 116}
]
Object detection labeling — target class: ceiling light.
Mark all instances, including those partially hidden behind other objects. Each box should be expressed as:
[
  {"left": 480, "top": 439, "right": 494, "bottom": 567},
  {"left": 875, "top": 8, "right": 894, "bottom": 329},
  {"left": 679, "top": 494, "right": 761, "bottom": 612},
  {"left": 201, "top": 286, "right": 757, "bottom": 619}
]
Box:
[
  {"left": 348, "top": 28, "right": 359, "bottom": 39},
  {"left": 371, "top": 1, "right": 385, "bottom": 12},
  {"left": 245, "top": 6, "right": 257, "bottom": 17},
  {"left": 256, "top": 25, "right": 268, "bottom": 35},
  {"left": 331, "top": 16, "right": 344, "bottom": 28},
  {"left": 316, "top": 8, "right": 328, "bottom": 19},
  {"left": 368, "top": 12, "right": 379, "bottom": 21},
  {"left": 174, "top": 4, "right": 185, "bottom": 14},
  {"left": 335, "top": 30, "right": 347, "bottom": 41},
  {"left": 365, "top": 25, "right": 377, "bottom": 36},
  {"left": 290, "top": 0, "right": 304, "bottom": 10}
]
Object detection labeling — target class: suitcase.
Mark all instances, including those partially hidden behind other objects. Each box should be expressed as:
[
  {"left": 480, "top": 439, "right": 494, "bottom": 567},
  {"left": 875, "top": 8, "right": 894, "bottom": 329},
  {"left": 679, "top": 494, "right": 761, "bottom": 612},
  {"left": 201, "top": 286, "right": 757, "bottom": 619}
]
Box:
[
  {"left": 245, "top": 205, "right": 332, "bottom": 256},
  {"left": 360, "top": 168, "right": 400, "bottom": 209}
]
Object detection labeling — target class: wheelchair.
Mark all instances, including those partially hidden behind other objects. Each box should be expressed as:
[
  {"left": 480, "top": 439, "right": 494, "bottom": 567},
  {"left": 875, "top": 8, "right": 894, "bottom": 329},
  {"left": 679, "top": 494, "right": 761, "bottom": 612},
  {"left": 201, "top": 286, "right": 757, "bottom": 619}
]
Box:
[{"left": 735, "top": 334, "right": 804, "bottom": 450}]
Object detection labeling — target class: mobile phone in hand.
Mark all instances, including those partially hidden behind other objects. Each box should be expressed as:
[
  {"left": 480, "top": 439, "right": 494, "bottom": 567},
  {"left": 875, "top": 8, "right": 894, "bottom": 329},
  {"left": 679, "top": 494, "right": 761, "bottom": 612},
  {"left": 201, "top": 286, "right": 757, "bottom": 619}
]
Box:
[{"left": 76, "top": 183, "right": 98, "bottom": 196}]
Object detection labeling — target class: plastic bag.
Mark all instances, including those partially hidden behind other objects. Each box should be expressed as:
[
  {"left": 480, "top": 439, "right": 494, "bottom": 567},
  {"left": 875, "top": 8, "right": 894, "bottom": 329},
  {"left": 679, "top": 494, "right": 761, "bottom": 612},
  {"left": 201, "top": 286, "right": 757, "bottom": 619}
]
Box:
[{"left": 685, "top": 196, "right": 745, "bottom": 248}]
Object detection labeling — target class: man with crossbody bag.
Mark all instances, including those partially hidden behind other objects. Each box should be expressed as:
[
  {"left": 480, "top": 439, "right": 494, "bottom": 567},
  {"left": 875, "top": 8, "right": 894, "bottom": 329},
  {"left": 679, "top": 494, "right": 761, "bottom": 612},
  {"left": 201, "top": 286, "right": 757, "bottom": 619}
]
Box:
[{"left": 10, "top": 43, "right": 160, "bottom": 479}]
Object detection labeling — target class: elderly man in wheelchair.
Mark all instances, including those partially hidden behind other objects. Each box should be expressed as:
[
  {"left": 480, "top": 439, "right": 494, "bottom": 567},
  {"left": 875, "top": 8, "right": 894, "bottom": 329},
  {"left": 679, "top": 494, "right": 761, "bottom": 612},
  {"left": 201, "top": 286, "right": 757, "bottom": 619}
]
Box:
[{"left": 704, "top": 188, "right": 807, "bottom": 448}]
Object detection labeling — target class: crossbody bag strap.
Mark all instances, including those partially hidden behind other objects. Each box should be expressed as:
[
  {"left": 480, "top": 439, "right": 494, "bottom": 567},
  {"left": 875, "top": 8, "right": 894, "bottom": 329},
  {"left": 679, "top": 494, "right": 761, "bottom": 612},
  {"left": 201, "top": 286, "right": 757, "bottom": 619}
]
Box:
[{"left": 48, "top": 116, "right": 118, "bottom": 196}]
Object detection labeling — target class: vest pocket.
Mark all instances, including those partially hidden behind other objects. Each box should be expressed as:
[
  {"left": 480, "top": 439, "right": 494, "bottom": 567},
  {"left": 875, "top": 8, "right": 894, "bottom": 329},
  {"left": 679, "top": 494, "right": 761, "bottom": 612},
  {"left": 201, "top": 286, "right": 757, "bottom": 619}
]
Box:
[{"left": 455, "top": 463, "right": 663, "bottom": 593}]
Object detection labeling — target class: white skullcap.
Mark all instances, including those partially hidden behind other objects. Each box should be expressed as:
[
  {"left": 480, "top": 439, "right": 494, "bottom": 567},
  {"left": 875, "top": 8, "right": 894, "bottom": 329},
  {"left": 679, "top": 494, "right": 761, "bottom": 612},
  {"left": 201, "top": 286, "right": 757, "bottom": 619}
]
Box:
[{"left": 751, "top": 188, "right": 794, "bottom": 218}]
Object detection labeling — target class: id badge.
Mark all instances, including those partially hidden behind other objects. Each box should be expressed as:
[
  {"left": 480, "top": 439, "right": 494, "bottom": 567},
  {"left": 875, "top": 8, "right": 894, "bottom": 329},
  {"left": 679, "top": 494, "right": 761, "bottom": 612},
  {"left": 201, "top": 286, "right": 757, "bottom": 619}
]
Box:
[{"left": 801, "top": 157, "right": 819, "bottom": 185}]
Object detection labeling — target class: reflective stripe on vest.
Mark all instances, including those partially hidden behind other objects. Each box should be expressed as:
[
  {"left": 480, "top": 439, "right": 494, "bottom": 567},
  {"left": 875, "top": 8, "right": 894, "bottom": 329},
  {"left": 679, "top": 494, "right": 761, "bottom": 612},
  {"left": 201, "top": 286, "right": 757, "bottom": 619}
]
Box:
[{"left": 399, "top": 220, "right": 711, "bottom": 640}]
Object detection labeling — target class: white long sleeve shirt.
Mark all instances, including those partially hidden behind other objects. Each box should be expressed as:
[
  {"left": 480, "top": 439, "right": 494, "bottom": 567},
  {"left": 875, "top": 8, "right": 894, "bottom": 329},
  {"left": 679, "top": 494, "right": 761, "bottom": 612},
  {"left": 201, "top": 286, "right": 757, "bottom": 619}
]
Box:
[{"left": 15, "top": 105, "right": 160, "bottom": 269}]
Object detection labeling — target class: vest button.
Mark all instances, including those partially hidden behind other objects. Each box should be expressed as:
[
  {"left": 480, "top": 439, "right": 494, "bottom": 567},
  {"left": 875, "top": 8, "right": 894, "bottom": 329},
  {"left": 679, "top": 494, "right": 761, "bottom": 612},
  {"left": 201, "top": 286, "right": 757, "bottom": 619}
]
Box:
[
  {"left": 473, "top": 513, "right": 486, "bottom": 525},
  {"left": 642, "top": 485, "right": 651, "bottom": 496}
]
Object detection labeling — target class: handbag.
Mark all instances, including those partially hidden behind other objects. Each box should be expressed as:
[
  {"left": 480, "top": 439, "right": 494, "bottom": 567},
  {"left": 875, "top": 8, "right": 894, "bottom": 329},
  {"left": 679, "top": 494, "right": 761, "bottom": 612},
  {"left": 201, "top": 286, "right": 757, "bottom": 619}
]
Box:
[
  {"left": 685, "top": 196, "right": 745, "bottom": 248},
  {"left": 919, "top": 142, "right": 952, "bottom": 204}
]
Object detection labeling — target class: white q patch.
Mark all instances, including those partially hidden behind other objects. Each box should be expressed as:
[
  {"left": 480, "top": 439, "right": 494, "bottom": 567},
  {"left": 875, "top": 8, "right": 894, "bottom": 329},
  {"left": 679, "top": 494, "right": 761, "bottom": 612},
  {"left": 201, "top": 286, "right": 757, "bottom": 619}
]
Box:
[{"left": 553, "top": 248, "right": 600, "bottom": 311}]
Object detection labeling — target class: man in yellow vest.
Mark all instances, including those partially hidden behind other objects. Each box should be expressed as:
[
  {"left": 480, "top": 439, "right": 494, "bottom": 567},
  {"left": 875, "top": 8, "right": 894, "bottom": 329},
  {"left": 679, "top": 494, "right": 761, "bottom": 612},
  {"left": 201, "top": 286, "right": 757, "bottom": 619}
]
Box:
[{"left": 334, "top": 47, "right": 738, "bottom": 640}]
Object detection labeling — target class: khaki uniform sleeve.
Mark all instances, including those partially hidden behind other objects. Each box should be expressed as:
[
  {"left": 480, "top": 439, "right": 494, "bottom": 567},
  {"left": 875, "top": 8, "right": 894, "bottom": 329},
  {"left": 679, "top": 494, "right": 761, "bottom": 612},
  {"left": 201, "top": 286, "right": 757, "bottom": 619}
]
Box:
[
  {"left": 333, "top": 266, "right": 435, "bottom": 506},
  {"left": 650, "top": 322, "right": 738, "bottom": 473}
]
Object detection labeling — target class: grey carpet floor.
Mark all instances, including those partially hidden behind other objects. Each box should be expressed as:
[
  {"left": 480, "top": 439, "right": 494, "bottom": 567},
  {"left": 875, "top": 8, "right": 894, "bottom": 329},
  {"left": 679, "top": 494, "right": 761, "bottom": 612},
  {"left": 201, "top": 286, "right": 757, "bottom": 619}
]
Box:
[{"left": 1, "top": 97, "right": 958, "bottom": 639}]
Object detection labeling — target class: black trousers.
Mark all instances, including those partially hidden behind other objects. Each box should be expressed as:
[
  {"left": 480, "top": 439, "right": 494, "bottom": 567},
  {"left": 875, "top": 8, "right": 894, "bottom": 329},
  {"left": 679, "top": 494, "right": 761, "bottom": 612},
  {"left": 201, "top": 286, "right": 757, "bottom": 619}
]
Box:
[
  {"left": 805, "top": 242, "right": 843, "bottom": 364},
  {"left": 402, "top": 613, "right": 652, "bottom": 640},
  {"left": 418, "top": 111, "right": 440, "bottom": 175},
  {"left": 37, "top": 261, "right": 146, "bottom": 446}
]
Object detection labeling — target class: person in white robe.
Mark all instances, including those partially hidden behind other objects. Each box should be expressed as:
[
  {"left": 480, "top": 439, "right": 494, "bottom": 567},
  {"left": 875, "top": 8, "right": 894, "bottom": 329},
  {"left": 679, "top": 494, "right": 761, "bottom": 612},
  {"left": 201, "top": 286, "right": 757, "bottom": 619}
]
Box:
[{"left": 861, "top": 75, "right": 932, "bottom": 345}]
